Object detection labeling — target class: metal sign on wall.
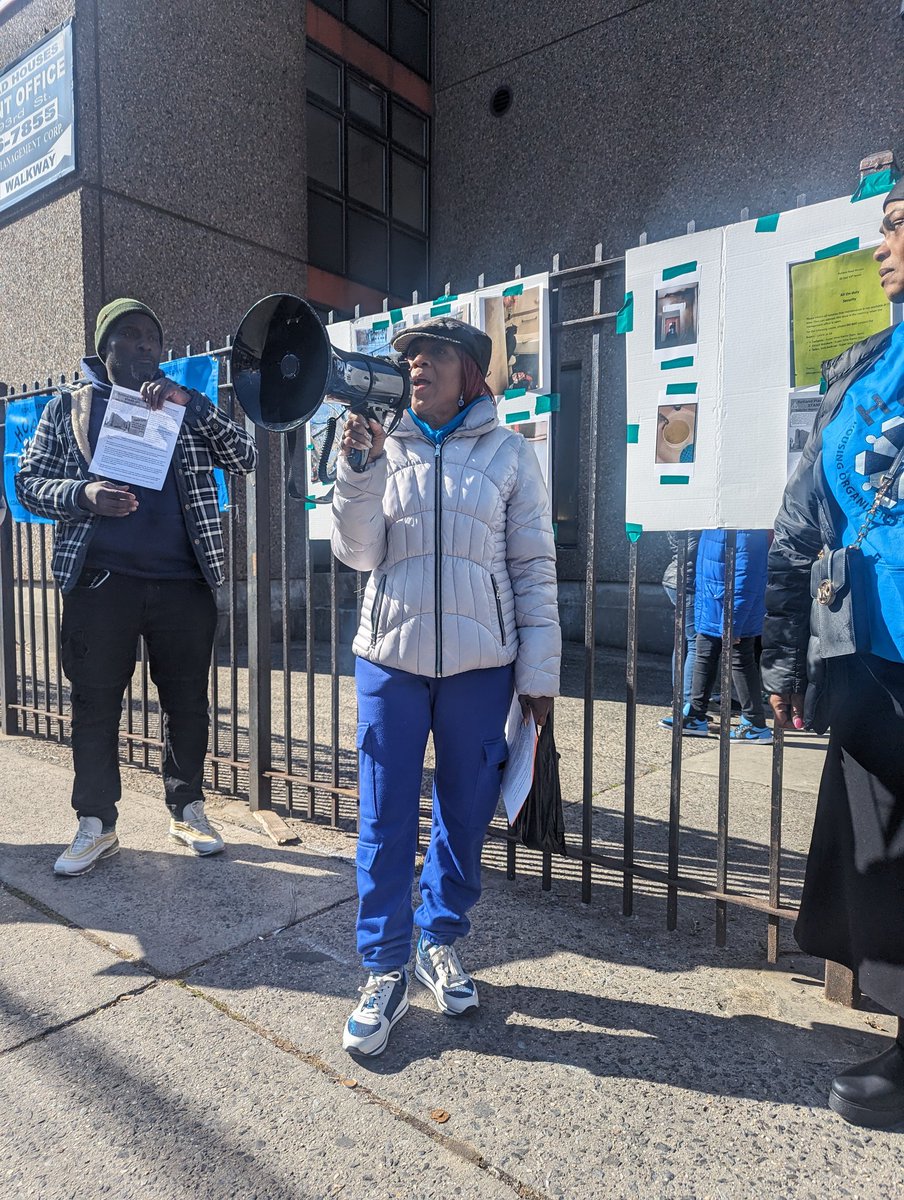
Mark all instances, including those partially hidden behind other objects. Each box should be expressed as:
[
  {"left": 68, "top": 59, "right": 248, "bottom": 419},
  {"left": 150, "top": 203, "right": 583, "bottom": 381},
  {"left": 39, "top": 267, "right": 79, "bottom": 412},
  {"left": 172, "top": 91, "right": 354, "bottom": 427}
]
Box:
[{"left": 0, "top": 21, "right": 75, "bottom": 217}]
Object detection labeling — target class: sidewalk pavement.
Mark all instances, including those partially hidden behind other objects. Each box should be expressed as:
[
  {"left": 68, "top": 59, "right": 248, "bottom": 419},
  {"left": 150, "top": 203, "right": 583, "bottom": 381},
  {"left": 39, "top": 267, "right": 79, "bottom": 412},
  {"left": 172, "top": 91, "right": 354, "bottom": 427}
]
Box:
[{"left": 1, "top": 733, "right": 903, "bottom": 1200}]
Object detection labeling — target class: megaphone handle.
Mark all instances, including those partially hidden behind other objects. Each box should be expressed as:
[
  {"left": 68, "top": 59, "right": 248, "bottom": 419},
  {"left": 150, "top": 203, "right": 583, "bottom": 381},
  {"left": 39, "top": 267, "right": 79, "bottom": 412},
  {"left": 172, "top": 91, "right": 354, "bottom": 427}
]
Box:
[{"left": 347, "top": 446, "right": 370, "bottom": 473}]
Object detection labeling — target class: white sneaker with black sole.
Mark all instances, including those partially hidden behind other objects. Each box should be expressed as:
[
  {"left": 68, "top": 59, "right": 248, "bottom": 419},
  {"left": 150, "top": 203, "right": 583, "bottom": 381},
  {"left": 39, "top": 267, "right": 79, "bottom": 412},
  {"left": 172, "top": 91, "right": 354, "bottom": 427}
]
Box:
[
  {"left": 342, "top": 969, "right": 409, "bottom": 1057},
  {"left": 415, "top": 936, "right": 479, "bottom": 1016},
  {"left": 169, "top": 800, "right": 225, "bottom": 856},
  {"left": 54, "top": 817, "right": 119, "bottom": 876}
]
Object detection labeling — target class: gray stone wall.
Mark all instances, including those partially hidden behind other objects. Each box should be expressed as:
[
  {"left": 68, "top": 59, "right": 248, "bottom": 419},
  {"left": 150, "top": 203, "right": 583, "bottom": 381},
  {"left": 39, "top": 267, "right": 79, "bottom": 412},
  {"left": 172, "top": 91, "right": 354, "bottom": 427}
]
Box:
[
  {"left": 430, "top": 0, "right": 903, "bottom": 590},
  {"left": 0, "top": 0, "right": 309, "bottom": 383}
]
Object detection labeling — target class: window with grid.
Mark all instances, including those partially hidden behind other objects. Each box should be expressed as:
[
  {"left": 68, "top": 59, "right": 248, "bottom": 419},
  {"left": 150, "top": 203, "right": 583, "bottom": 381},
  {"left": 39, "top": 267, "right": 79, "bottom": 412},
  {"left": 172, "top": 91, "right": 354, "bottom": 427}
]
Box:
[
  {"left": 306, "top": 43, "right": 429, "bottom": 301},
  {"left": 311, "top": 0, "right": 431, "bottom": 80}
]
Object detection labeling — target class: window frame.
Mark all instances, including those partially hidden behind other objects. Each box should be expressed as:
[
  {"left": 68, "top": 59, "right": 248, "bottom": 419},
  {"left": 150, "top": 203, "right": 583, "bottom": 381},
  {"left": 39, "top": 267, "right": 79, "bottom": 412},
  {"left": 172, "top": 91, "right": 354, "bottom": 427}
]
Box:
[
  {"left": 311, "top": 0, "right": 432, "bottom": 82},
  {"left": 306, "top": 42, "right": 430, "bottom": 300}
]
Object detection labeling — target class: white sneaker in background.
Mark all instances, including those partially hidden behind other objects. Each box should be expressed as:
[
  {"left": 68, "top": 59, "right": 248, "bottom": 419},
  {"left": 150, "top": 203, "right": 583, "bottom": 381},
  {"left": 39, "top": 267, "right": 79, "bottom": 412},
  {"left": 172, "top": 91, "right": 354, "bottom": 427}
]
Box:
[
  {"left": 169, "top": 800, "right": 225, "bottom": 856},
  {"left": 54, "top": 817, "right": 119, "bottom": 876}
]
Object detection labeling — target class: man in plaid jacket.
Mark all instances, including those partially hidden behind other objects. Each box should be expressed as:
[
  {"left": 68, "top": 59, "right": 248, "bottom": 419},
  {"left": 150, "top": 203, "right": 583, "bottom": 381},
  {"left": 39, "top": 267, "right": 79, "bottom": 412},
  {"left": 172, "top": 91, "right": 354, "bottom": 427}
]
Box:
[{"left": 15, "top": 298, "right": 257, "bottom": 875}]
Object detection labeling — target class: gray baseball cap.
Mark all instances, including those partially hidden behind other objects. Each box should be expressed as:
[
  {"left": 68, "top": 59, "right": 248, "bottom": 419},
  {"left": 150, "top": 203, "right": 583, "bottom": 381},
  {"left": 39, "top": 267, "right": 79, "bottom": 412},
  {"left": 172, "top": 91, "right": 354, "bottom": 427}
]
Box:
[{"left": 391, "top": 316, "right": 493, "bottom": 376}]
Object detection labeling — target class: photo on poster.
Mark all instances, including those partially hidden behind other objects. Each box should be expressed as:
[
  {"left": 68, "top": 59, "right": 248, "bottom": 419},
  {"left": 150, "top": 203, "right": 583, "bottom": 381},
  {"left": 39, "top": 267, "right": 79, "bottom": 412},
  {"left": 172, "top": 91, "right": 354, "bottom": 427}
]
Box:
[
  {"left": 481, "top": 288, "right": 544, "bottom": 395},
  {"left": 655, "top": 402, "right": 698, "bottom": 466},
  {"left": 397, "top": 300, "right": 472, "bottom": 341},
  {"left": 788, "top": 246, "right": 889, "bottom": 389},
  {"left": 505, "top": 417, "right": 550, "bottom": 485},
  {"left": 354, "top": 320, "right": 405, "bottom": 358},
  {"left": 786, "top": 389, "right": 821, "bottom": 477},
  {"left": 654, "top": 283, "right": 699, "bottom": 351}
]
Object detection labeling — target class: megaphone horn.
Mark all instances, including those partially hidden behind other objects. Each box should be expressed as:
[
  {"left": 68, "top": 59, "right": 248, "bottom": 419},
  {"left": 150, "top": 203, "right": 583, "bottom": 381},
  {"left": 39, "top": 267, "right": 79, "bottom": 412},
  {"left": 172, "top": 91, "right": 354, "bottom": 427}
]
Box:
[{"left": 230, "top": 294, "right": 411, "bottom": 465}]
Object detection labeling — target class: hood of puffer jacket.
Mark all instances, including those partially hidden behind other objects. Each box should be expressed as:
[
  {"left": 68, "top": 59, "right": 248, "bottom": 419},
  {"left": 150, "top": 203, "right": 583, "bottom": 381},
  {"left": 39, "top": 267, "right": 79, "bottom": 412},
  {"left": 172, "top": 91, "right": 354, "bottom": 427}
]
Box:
[{"left": 330, "top": 400, "right": 561, "bottom": 696}]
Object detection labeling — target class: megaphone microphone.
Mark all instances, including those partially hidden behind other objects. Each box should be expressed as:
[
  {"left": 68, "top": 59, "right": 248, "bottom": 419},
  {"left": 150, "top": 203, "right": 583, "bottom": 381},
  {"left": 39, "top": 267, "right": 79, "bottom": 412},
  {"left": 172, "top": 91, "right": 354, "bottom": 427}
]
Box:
[{"left": 230, "top": 293, "right": 410, "bottom": 475}]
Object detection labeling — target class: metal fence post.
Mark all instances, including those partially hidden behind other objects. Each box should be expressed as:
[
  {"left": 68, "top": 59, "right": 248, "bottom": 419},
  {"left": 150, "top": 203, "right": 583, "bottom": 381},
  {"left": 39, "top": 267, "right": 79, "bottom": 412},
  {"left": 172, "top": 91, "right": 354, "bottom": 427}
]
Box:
[
  {"left": 0, "top": 405, "right": 19, "bottom": 736},
  {"left": 246, "top": 422, "right": 272, "bottom": 811},
  {"left": 715, "top": 529, "right": 738, "bottom": 946}
]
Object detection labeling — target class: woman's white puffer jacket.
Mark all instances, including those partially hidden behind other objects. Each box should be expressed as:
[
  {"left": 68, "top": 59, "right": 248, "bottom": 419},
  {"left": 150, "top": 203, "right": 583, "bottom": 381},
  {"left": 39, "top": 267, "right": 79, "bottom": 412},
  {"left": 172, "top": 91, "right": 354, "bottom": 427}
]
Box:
[{"left": 331, "top": 398, "right": 561, "bottom": 697}]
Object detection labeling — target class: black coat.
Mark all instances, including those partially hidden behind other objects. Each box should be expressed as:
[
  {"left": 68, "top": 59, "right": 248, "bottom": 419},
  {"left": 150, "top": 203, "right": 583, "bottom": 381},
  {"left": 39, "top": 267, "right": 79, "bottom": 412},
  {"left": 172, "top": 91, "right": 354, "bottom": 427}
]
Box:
[{"left": 760, "top": 326, "right": 896, "bottom": 704}]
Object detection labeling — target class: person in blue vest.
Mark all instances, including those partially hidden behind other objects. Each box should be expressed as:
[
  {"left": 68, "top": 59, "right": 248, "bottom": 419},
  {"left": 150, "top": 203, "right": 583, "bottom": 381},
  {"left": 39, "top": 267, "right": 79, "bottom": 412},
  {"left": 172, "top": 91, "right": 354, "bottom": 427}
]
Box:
[
  {"left": 762, "top": 178, "right": 904, "bottom": 1129},
  {"left": 660, "top": 528, "right": 771, "bottom": 742}
]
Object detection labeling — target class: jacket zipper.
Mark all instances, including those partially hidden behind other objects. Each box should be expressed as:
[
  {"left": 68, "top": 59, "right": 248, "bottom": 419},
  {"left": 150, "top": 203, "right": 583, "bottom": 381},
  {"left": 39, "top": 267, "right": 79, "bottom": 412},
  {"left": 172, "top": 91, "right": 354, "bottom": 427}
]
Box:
[
  {"left": 434, "top": 441, "right": 443, "bottom": 677},
  {"left": 370, "top": 575, "right": 387, "bottom": 648},
  {"left": 491, "top": 574, "right": 507, "bottom": 645}
]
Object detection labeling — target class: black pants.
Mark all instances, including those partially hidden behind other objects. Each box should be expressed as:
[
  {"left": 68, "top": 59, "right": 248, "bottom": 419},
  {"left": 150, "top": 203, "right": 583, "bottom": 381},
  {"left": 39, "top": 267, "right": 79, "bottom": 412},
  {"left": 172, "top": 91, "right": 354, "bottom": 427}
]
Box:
[
  {"left": 688, "top": 633, "right": 765, "bottom": 726},
  {"left": 60, "top": 573, "right": 217, "bottom": 828},
  {"left": 796, "top": 655, "right": 904, "bottom": 1018}
]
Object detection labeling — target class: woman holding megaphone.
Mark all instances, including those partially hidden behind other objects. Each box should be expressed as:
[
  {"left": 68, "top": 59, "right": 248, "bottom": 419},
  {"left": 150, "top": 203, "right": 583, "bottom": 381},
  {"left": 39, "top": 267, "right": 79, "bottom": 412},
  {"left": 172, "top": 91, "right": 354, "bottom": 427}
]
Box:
[{"left": 331, "top": 316, "right": 561, "bottom": 1058}]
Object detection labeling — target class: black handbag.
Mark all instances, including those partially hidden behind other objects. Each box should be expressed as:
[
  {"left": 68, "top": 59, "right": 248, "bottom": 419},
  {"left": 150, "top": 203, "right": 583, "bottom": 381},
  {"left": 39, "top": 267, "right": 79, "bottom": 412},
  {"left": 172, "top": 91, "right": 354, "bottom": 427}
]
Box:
[
  {"left": 511, "top": 710, "right": 567, "bottom": 856},
  {"left": 811, "top": 440, "right": 904, "bottom": 659}
]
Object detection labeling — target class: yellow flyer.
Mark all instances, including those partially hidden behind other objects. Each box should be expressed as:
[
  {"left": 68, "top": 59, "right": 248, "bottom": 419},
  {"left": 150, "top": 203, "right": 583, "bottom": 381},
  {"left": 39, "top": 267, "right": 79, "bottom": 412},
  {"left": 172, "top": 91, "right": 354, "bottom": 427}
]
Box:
[{"left": 790, "top": 247, "right": 890, "bottom": 388}]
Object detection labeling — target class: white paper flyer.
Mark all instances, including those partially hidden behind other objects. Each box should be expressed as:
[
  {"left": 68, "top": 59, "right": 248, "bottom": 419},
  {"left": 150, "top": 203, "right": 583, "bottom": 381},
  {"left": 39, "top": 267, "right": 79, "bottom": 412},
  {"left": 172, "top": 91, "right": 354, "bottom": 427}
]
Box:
[
  {"left": 89, "top": 385, "right": 185, "bottom": 491},
  {"left": 500, "top": 691, "right": 539, "bottom": 825}
]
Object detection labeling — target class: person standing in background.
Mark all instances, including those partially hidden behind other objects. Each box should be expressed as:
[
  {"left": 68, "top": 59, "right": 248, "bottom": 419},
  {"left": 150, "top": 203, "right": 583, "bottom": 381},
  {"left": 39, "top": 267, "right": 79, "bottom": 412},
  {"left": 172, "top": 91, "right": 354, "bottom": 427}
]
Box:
[
  {"left": 661, "top": 528, "right": 772, "bottom": 743},
  {"left": 661, "top": 530, "right": 699, "bottom": 707}
]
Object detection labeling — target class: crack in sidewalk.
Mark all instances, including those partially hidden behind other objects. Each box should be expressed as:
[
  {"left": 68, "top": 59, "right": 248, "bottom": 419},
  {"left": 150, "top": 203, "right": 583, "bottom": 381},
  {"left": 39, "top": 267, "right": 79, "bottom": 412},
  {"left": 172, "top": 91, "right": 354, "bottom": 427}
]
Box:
[
  {"left": 173, "top": 979, "right": 554, "bottom": 1200},
  {"left": 0, "top": 979, "right": 160, "bottom": 1058},
  {"left": 0, "top": 880, "right": 356, "bottom": 982}
]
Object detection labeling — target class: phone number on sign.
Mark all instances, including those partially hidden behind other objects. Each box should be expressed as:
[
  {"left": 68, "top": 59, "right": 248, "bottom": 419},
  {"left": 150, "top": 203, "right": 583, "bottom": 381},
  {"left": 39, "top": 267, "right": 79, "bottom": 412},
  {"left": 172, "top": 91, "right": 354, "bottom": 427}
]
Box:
[{"left": 0, "top": 98, "right": 59, "bottom": 156}]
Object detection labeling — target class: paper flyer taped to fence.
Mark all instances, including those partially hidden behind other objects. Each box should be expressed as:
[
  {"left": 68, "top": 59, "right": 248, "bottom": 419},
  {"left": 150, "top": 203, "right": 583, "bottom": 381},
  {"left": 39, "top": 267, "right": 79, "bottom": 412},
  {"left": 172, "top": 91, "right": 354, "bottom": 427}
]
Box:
[
  {"left": 88, "top": 385, "right": 185, "bottom": 491},
  {"left": 500, "top": 692, "right": 538, "bottom": 825}
]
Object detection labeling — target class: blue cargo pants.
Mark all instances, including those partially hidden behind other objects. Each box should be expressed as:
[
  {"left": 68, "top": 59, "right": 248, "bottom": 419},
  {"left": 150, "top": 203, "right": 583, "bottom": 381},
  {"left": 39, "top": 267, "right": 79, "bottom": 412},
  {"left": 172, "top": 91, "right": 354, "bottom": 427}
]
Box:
[{"left": 354, "top": 657, "right": 514, "bottom": 971}]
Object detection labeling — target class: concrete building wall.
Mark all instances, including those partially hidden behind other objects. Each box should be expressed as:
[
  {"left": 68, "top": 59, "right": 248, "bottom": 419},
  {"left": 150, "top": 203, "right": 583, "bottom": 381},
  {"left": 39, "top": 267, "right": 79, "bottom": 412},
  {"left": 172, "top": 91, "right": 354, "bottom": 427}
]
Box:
[
  {"left": 0, "top": 0, "right": 309, "bottom": 382},
  {"left": 430, "top": 0, "right": 903, "bottom": 605}
]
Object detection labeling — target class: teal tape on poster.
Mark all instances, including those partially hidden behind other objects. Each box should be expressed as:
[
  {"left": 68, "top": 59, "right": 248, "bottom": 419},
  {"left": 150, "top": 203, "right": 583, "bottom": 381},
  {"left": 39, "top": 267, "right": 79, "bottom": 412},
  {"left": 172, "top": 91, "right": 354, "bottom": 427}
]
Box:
[
  {"left": 505, "top": 410, "right": 531, "bottom": 424},
  {"left": 435, "top": 294, "right": 458, "bottom": 303},
  {"left": 755, "top": 213, "right": 780, "bottom": 233},
  {"left": 626, "top": 424, "right": 639, "bottom": 443},
  {"left": 815, "top": 237, "right": 859, "bottom": 260},
  {"left": 372, "top": 319, "right": 390, "bottom": 330},
  {"left": 504, "top": 386, "right": 527, "bottom": 399},
  {"left": 502, "top": 283, "right": 524, "bottom": 297},
  {"left": 390, "top": 308, "right": 403, "bottom": 322},
  {"left": 660, "top": 475, "right": 690, "bottom": 485},
  {"left": 662, "top": 261, "right": 697, "bottom": 281},
  {"left": 665, "top": 382, "right": 697, "bottom": 395},
  {"left": 660, "top": 357, "right": 694, "bottom": 371},
  {"left": 430, "top": 303, "right": 451, "bottom": 315},
  {"left": 616, "top": 291, "right": 634, "bottom": 334},
  {"left": 851, "top": 168, "right": 900, "bottom": 203},
  {"left": 625, "top": 522, "right": 643, "bottom": 542},
  {"left": 535, "top": 394, "right": 560, "bottom": 414}
]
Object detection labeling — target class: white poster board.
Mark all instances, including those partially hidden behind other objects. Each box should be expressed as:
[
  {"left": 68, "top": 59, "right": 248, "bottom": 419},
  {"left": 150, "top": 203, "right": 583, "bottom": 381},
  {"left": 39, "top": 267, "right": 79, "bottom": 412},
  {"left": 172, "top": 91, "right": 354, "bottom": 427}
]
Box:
[
  {"left": 624, "top": 191, "right": 896, "bottom": 532},
  {"left": 302, "top": 274, "right": 554, "bottom": 539}
]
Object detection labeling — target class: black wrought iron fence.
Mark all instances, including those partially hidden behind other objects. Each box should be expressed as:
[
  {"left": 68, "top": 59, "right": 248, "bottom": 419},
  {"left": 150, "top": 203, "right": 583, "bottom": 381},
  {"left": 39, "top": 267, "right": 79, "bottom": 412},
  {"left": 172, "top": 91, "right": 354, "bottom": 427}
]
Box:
[{"left": 0, "top": 254, "right": 820, "bottom": 987}]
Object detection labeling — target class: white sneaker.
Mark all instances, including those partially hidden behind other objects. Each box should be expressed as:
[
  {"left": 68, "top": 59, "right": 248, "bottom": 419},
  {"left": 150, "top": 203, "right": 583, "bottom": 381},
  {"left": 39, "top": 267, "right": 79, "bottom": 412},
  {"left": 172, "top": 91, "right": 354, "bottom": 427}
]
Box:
[
  {"left": 54, "top": 817, "right": 119, "bottom": 876},
  {"left": 342, "top": 970, "right": 409, "bottom": 1057},
  {"left": 414, "top": 936, "right": 479, "bottom": 1016},
  {"left": 169, "top": 800, "right": 225, "bottom": 856}
]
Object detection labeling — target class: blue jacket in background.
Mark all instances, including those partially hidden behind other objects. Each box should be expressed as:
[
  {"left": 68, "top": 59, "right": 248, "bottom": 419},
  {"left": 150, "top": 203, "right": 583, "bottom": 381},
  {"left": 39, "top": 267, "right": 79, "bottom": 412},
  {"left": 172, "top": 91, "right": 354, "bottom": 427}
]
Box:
[{"left": 694, "top": 529, "right": 769, "bottom": 638}]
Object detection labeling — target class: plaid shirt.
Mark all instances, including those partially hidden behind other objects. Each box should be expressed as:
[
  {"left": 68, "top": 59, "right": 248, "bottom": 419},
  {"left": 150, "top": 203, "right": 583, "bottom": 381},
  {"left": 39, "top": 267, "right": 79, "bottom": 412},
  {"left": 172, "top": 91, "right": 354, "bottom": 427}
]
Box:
[{"left": 15, "top": 383, "right": 257, "bottom": 593}]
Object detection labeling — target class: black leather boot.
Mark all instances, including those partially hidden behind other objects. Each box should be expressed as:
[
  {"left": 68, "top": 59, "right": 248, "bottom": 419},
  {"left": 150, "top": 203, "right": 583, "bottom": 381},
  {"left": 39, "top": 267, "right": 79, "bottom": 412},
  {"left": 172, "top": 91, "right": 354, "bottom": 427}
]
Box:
[{"left": 829, "top": 1035, "right": 904, "bottom": 1129}]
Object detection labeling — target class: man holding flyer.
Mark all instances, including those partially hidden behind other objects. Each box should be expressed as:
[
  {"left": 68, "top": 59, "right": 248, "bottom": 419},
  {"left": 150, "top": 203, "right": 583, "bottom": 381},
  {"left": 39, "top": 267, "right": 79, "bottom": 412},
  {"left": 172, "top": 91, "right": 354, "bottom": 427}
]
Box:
[{"left": 16, "top": 299, "right": 257, "bottom": 875}]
